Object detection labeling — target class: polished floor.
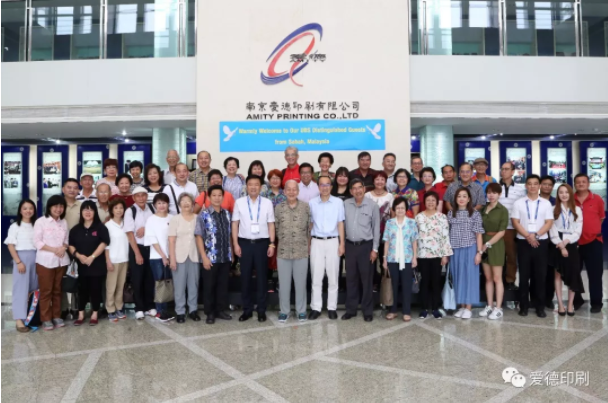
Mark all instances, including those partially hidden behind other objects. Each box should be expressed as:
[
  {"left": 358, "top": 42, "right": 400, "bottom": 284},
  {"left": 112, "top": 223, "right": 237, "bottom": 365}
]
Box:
[{"left": 2, "top": 294, "right": 607, "bottom": 402}]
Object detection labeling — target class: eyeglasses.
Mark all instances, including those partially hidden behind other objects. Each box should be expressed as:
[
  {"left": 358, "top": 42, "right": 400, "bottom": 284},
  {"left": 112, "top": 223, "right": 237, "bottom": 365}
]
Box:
[
  {"left": 285, "top": 153, "right": 297, "bottom": 157},
  {"left": 501, "top": 168, "right": 513, "bottom": 171},
  {"left": 319, "top": 184, "right": 332, "bottom": 188}
]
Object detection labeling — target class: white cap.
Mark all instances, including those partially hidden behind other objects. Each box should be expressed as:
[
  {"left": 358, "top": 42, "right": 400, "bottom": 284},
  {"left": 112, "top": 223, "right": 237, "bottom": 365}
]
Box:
[
  {"left": 80, "top": 172, "right": 94, "bottom": 180},
  {"left": 132, "top": 186, "right": 148, "bottom": 195}
]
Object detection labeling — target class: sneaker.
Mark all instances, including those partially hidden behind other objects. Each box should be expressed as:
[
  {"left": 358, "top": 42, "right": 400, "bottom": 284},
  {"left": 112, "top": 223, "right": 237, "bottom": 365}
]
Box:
[
  {"left": 454, "top": 308, "right": 465, "bottom": 318},
  {"left": 432, "top": 310, "right": 443, "bottom": 319},
  {"left": 157, "top": 311, "right": 175, "bottom": 322},
  {"left": 135, "top": 311, "right": 145, "bottom": 320},
  {"left": 419, "top": 310, "right": 428, "bottom": 319},
  {"left": 108, "top": 312, "right": 118, "bottom": 322},
  {"left": 488, "top": 308, "right": 503, "bottom": 320},
  {"left": 145, "top": 309, "right": 157, "bottom": 317},
  {"left": 278, "top": 313, "right": 289, "bottom": 323},
  {"left": 52, "top": 318, "right": 65, "bottom": 328},
  {"left": 461, "top": 309, "right": 472, "bottom": 319},
  {"left": 298, "top": 313, "right": 307, "bottom": 322},
  {"left": 43, "top": 321, "right": 54, "bottom": 331},
  {"left": 116, "top": 310, "right": 127, "bottom": 319},
  {"left": 479, "top": 305, "right": 493, "bottom": 317},
  {"left": 506, "top": 301, "right": 517, "bottom": 310}
]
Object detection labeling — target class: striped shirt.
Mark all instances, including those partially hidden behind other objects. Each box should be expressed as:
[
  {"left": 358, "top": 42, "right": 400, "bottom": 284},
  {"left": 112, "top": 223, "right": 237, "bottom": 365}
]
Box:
[{"left": 76, "top": 189, "right": 97, "bottom": 202}]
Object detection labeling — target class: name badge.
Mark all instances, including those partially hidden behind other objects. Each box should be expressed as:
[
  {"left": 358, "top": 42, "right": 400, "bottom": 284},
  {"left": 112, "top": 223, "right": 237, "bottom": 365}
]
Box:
[
  {"left": 527, "top": 222, "right": 537, "bottom": 232},
  {"left": 251, "top": 223, "right": 260, "bottom": 234}
]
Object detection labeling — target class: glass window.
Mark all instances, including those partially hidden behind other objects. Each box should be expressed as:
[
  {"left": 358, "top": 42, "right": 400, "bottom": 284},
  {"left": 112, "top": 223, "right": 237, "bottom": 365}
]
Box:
[
  {"left": 420, "top": 0, "right": 500, "bottom": 55},
  {"left": 107, "top": 0, "right": 179, "bottom": 59},
  {"left": 411, "top": 0, "right": 420, "bottom": 54},
  {"left": 187, "top": 0, "right": 195, "bottom": 56},
  {"left": 506, "top": 1, "right": 576, "bottom": 56},
  {"left": 30, "top": 0, "right": 101, "bottom": 61},
  {"left": 1, "top": 0, "right": 27, "bottom": 62},
  {"left": 581, "top": 0, "right": 608, "bottom": 57}
]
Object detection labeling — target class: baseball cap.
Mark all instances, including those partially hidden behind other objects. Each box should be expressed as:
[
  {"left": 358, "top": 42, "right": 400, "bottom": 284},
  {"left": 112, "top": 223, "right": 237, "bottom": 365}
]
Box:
[
  {"left": 80, "top": 172, "right": 94, "bottom": 180},
  {"left": 132, "top": 187, "right": 148, "bottom": 195},
  {"left": 473, "top": 158, "right": 489, "bottom": 166}
]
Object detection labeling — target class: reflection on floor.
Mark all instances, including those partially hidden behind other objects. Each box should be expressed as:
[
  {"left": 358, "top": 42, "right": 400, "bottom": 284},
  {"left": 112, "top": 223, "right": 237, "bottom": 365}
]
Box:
[{"left": 2, "top": 266, "right": 608, "bottom": 402}]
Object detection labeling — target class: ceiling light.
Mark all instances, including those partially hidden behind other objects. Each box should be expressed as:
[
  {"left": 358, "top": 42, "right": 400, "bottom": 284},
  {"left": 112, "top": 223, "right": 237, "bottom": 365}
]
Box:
[
  {"left": 550, "top": 135, "right": 555, "bottom": 139},
  {"left": 55, "top": 140, "right": 60, "bottom": 144},
  {"left": 411, "top": 135, "right": 416, "bottom": 140},
  {"left": 499, "top": 133, "right": 503, "bottom": 136},
  {"left": 125, "top": 138, "right": 130, "bottom": 143},
  {"left": 122, "top": 130, "right": 127, "bottom": 136},
  {"left": 481, "top": 136, "right": 486, "bottom": 140}
]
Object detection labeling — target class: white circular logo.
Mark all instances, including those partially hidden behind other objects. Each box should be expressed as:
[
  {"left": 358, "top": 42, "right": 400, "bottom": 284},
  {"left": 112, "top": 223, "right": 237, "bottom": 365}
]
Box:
[
  {"left": 542, "top": 162, "right": 547, "bottom": 167},
  {"left": 78, "top": 161, "right": 81, "bottom": 166},
  {"left": 514, "top": 143, "right": 518, "bottom": 147},
  {"left": 559, "top": 142, "right": 563, "bottom": 147},
  {"left": 19, "top": 147, "right": 24, "bottom": 152},
  {"left": 132, "top": 146, "right": 136, "bottom": 151},
  {"left": 527, "top": 154, "right": 531, "bottom": 159},
  {"left": 50, "top": 148, "right": 54, "bottom": 152},
  {"left": 590, "top": 143, "right": 594, "bottom": 147},
  {"left": 465, "top": 142, "right": 470, "bottom": 147}
]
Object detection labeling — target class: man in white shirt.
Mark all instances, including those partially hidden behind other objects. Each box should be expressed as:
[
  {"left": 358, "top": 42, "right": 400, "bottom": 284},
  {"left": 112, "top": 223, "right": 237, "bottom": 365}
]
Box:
[
  {"left": 297, "top": 163, "right": 320, "bottom": 203},
  {"left": 511, "top": 174, "right": 554, "bottom": 318},
  {"left": 498, "top": 161, "right": 527, "bottom": 291},
  {"left": 163, "top": 163, "right": 198, "bottom": 215},
  {"left": 163, "top": 149, "right": 180, "bottom": 185},
  {"left": 124, "top": 187, "right": 156, "bottom": 319},
  {"left": 232, "top": 175, "right": 276, "bottom": 323},
  {"left": 76, "top": 173, "right": 97, "bottom": 202}
]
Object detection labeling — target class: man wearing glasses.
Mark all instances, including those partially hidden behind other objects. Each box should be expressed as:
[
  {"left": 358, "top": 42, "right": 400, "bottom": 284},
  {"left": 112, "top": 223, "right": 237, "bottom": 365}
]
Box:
[
  {"left": 443, "top": 163, "right": 486, "bottom": 212},
  {"left": 498, "top": 162, "right": 527, "bottom": 291},
  {"left": 282, "top": 146, "right": 301, "bottom": 187},
  {"left": 164, "top": 150, "right": 180, "bottom": 185},
  {"left": 297, "top": 163, "right": 320, "bottom": 203}
]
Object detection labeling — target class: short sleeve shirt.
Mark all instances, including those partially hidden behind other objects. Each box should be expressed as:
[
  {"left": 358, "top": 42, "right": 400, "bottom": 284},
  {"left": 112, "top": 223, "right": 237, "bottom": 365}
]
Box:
[
  {"left": 443, "top": 180, "right": 486, "bottom": 208},
  {"left": 195, "top": 207, "right": 232, "bottom": 263},
  {"left": 511, "top": 197, "right": 554, "bottom": 240},
  {"left": 69, "top": 222, "right": 110, "bottom": 276},
  {"left": 447, "top": 210, "right": 485, "bottom": 248},
  {"left": 274, "top": 200, "right": 310, "bottom": 260}
]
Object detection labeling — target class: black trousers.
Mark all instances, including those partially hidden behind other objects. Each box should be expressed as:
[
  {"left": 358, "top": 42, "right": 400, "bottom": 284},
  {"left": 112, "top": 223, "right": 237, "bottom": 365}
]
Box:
[
  {"left": 418, "top": 257, "right": 442, "bottom": 311},
  {"left": 345, "top": 240, "right": 374, "bottom": 316},
  {"left": 388, "top": 263, "right": 413, "bottom": 315},
  {"left": 517, "top": 239, "right": 548, "bottom": 311},
  {"left": 203, "top": 261, "right": 230, "bottom": 315},
  {"left": 239, "top": 238, "right": 269, "bottom": 314},
  {"left": 530, "top": 247, "right": 555, "bottom": 307},
  {"left": 129, "top": 244, "right": 155, "bottom": 313},
  {"left": 78, "top": 275, "right": 105, "bottom": 311},
  {"left": 574, "top": 240, "right": 604, "bottom": 309}
]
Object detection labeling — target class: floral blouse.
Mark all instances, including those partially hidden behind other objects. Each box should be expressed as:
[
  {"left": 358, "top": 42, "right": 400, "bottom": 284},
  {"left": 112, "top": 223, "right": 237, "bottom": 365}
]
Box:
[
  {"left": 382, "top": 218, "right": 418, "bottom": 264},
  {"left": 261, "top": 188, "right": 287, "bottom": 208},
  {"left": 415, "top": 212, "right": 453, "bottom": 258},
  {"left": 194, "top": 207, "right": 232, "bottom": 264},
  {"left": 392, "top": 186, "right": 420, "bottom": 218}
]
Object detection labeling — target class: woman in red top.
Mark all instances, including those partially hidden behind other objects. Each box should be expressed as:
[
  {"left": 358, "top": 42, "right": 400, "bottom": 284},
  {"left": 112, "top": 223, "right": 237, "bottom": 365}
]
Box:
[
  {"left": 417, "top": 167, "right": 443, "bottom": 213},
  {"left": 109, "top": 174, "right": 134, "bottom": 208}
]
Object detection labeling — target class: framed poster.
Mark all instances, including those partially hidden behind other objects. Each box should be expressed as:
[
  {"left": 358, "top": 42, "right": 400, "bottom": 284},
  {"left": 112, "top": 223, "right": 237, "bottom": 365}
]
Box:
[
  {"left": 1, "top": 146, "right": 30, "bottom": 270},
  {"left": 187, "top": 141, "right": 197, "bottom": 171},
  {"left": 118, "top": 144, "right": 151, "bottom": 174},
  {"left": 37, "top": 145, "right": 69, "bottom": 216},
  {"left": 541, "top": 141, "right": 572, "bottom": 197},
  {"left": 581, "top": 141, "right": 607, "bottom": 208},
  {"left": 77, "top": 145, "right": 109, "bottom": 183},
  {"left": 500, "top": 141, "right": 532, "bottom": 187},
  {"left": 458, "top": 141, "right": 491, "bottom": 175}
]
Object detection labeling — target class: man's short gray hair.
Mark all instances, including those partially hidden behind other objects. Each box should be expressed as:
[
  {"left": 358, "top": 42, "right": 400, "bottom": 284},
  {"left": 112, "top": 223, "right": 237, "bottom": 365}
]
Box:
[
  {"left": 284, "top": 179, "right": 299, "bottom": 190},
  {"left": 285, "top": 146, "right": 299, "bottom": 155}
]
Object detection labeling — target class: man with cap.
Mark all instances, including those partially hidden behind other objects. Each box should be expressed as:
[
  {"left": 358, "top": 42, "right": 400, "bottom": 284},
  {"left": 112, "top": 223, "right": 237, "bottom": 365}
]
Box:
[
  {"left": 471, "top": 158, "right": 496, "bottom": 193},
  {"left": 125, "top": 186, "right": 157, "bottom": 320},
  {"left": 76, "top": 172, "right": 97, "bottom": 202}
]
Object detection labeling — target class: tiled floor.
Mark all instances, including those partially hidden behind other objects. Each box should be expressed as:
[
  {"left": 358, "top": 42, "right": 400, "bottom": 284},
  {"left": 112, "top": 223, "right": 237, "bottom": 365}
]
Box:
[{"left": 1, "top": 302, "right": 607, "bottom": 402}]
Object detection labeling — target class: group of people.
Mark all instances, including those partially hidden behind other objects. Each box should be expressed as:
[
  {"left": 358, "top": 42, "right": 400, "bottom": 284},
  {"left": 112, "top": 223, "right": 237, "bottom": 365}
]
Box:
[{"left": 6, "top": 147, "right": 605, "bottom": 332}]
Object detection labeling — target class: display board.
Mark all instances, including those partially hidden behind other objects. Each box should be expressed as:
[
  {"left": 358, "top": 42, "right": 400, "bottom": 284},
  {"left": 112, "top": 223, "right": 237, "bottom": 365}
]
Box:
[
  {"left": 458, "top": 141, "right": 492, "bottom": 176},
  {"left": 37, "top": 145, "right": 69, "bottom": 216},
  {"left": 187, "top": 142, "right": 197, "bottom": 171},
  {"left": 77, "top": 145, "right": 109, "bottom": 183},
  {"left": 117, "top": 144, "right": 151, "bottom": 174},
  {"left": 499, "top": 141, "right": 532, "bottom": 187},
  {"left": 541, "top": 141, "right": 572, "bottom": 197},
  {"left": 580, "top": 141, "right": 607, "bottom": 208}
]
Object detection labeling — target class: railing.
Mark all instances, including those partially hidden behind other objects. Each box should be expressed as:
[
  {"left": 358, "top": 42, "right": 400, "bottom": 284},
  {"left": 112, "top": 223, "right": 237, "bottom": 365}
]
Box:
[{"left": 1, "top": 0, "right": 195, "bottom": 62}]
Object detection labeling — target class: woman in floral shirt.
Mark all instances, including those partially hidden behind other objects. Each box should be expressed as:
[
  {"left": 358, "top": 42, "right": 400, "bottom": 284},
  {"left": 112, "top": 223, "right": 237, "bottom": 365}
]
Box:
[
  {"left": 382, "top": 197, "right": 418, "bottom": 322},
  {"left": 415, "top": 191, "right": 453, "bottom": 319},
  {"left": 392, "top": 168, "right": 420, "bottom": 218}
]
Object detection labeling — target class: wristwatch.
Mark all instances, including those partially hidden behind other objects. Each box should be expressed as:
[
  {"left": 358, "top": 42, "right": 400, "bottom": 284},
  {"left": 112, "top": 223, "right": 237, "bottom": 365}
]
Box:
[
  {"left": 485, "top": 242, "right": 492, "bottom": 249},
  {"left": 477, "top": 250, "right": 484, "bottom": 255}
]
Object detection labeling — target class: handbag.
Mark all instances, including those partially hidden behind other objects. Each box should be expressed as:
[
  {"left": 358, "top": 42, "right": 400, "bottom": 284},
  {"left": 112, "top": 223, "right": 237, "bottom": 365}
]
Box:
[
  {"left": 380, "top": 269, "right": 393, "bottom": 306},
  {"left": 411, "top": 268, "right": 421, "bottom": 294},
  {"left": 123, "top": 282, "right": 134, "bottom": 304},
  {"left": 61, "top": 260, "right": 79, "bottom": 294},
  {"left": 441, "top": 264, "right": 456, "bottom": 310},
  {"left": 154, "top": 265, "right": 174, "bottom": 303}
]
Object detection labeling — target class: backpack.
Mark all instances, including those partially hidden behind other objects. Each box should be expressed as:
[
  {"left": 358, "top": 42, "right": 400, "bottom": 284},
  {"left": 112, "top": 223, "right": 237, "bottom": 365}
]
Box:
[
  {"left": 131, "top": 203, "right": 155, "bottom": 220},
  {"left": 25, "top": 290, "right": 41, "bottom": 329}
]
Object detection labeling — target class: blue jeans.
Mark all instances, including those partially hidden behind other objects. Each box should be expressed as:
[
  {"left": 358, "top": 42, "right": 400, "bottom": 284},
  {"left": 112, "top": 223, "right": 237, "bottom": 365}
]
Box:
[{"left": 149, "top": 259, "right": 173, "bottom": 312}]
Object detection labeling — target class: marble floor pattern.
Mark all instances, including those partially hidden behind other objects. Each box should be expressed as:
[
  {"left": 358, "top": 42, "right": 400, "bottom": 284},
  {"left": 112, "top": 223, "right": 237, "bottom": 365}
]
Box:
[{"left": 1, "top": 303, "right": 607, "bottom": 403}]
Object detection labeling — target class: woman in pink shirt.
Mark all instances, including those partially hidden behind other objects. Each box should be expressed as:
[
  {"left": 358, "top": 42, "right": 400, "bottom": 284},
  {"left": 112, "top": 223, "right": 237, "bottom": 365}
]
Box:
[{"left": 33, "top": 195, "right": 70, "bottom": 331}]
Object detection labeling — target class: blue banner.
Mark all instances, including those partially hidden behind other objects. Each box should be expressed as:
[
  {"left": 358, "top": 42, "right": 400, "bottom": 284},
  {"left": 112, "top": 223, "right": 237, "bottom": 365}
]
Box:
[{"left": 219, "top": 119, "right": 386, "bottom": 152}]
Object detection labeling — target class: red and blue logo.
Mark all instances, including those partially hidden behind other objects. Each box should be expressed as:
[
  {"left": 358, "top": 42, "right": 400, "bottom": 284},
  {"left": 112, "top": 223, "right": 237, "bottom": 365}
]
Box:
[{"left": 261, "top": 23, "right": 323, "bottom": 87}]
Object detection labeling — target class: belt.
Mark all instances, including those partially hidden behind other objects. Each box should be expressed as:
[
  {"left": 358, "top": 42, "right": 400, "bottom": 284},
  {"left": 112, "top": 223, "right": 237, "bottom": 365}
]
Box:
[
  {"left": 346, "top": 239, "right": 372, "bottom": 246},
  {"left": 485, "top": 232, "right": 498, "bottom": 236},
  {"left": 238, "top": 237, "right": 269, "bottom": 244},
  {"left": 312, "top": 236, "right": 338, "bottom": 240}
]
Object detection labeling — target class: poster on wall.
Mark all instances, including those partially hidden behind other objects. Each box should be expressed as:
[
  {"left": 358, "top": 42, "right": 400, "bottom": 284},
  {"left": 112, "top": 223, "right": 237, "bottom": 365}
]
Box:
[
  {"left": 82, "top": 151, "right": 103, "bottom": 182},
  {"left": 506, "top": 148, "right": 527, "bottom": 186},
  {"left": 187, "top": 154, "right": 197, "bottom": 171},
  {"left": 587, "top": 147, "right": 607, "bottom": 206},
  {"left": 122, "top": 151, "right": 144, "bottom": 174},
  {"left": 464, "top": 148, "right": 486, "bottom": 167},
  {"left": 3, "top": 153, "right": 23, "bottom": 215},
  {"left": 547, "top": 148, "right": 568, "bottom": 195},
  {"left": 42, "top": 152, "right": 62, "bottom": 212}
]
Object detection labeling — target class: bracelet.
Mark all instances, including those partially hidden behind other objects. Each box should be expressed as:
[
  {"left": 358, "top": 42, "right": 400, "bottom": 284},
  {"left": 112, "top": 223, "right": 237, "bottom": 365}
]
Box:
[
  {"left": 16, "top": 261, "right": 22, "bottom": 265},
  {"left": 269, "top": 244, "right": 276, "bottom": 248}
]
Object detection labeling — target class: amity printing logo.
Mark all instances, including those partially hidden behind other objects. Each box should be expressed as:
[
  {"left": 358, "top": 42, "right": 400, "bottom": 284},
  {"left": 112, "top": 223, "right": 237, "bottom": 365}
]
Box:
[{"left": 260, "top": 23, "right": 325, "bottom": 87}]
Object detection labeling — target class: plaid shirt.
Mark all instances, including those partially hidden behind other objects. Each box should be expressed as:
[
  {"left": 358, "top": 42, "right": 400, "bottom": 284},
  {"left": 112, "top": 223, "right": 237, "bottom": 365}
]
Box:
[
  {"left": 189, "top": 168, "right": 212, "bottom": 194},
  {"left": 447, "top": 209, "right": 484, "bottom": 248},
  {"left": 443, "top": 180, "right": 486, "bottom": 208}
]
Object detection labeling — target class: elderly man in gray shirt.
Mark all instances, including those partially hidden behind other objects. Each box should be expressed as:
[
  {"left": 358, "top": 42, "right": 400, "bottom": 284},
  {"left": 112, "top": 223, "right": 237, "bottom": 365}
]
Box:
[{"left": 342, "top": 178, "right": 380, "bottom": 322}]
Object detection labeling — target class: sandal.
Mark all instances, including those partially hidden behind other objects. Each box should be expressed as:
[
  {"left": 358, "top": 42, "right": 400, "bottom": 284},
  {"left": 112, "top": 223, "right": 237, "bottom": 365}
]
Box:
[
  {"left": 558, "top": 309, "right": 566, "bottom": 316},
  {"left": 403, "top": 315, "right": 411, "bottom": 322},
  {"left": 386, "top": 313, "right": 397, "bottom": 320},
  {"left": 16, "top": 324, "right": 30, "bottom": 333}
]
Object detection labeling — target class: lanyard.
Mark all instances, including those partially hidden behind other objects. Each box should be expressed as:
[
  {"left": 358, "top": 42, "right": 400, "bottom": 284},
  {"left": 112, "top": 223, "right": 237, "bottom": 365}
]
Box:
[
  {"left": 561, "top": 209, "right": 572, "bottom": 230},
  {"left": 247, "top": 196, "right": 261, "bottom": 223},
  {"left": 525, "top": 200, "right": 540, "bottom": 221}
]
